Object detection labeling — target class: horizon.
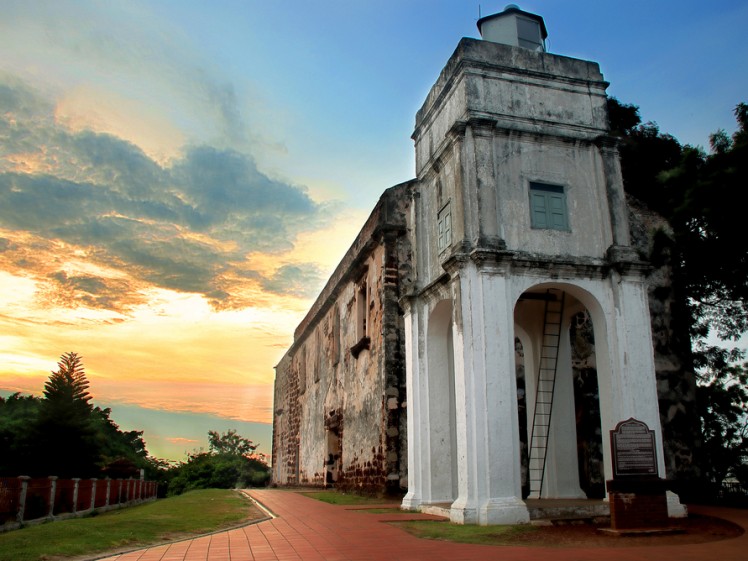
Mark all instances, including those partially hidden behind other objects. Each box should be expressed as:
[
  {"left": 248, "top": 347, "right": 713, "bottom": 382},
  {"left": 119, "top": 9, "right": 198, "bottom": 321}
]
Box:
[{"left": 1, "top": 0, "right": 746, "bottom": 462}]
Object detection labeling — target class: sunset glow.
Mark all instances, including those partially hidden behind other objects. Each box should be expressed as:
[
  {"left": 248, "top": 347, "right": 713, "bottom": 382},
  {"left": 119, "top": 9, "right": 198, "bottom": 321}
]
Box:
[{"left": 1, "top": 0, "right": 746, "bottom": 461}]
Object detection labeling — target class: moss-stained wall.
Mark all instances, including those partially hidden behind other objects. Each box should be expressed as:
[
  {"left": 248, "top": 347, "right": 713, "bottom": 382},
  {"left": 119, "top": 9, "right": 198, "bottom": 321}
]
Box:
[{"left": 272, "top": 182, "right": 412, "bottom": 495}]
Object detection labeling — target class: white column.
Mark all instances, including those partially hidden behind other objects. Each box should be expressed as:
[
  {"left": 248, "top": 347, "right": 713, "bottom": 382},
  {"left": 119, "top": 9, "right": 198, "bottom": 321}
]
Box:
[
  {"left": 402, "top": 299, "right": 425, "bottom": 510},
  {"left": 450, "top": 261, "right": 529, "bottom": 525},
  {"left": 611, "top": 275, "right": 687, "bottom": 517},
  {"left": 606, "top": 276, "right": 665, "bottom": 473},
  {"left": 592, "top": 274, "right": 687, "bottom": 517}
]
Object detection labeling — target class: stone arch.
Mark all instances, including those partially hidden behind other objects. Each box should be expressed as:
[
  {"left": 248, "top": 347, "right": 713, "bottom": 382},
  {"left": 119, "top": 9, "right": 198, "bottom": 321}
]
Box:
[
  {"left": 425, "top": 299, "right": 458, "bottom": 503},
  {"left": 513, "top": 281, "right": 611, "bottom": 499}
]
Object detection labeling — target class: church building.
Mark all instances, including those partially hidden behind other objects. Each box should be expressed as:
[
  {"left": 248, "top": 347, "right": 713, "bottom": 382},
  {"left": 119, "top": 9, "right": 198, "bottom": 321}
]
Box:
[{"left": 272, "top": 5, "right": 696, "bottom": 525}]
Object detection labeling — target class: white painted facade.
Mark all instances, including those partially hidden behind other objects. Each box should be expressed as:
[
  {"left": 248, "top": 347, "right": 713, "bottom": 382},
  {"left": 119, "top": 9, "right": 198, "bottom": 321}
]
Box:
[{"left": 401, "top": 21, "right": 686, "bottom": 524}]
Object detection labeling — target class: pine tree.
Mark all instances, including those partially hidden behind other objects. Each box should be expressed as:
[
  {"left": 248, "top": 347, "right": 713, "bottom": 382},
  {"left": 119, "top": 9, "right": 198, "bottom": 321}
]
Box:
[
  {"left": 43, "top": 352, "right": 92, "bottom": 414},
  {"left": 34, "top": 352, "right": 98, "bottom": 477}
]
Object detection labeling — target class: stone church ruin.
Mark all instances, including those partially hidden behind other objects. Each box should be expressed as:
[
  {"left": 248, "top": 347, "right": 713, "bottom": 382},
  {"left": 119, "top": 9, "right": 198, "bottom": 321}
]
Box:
[{"left": 271, "top": 5, "right": 697, "bottom": 525}]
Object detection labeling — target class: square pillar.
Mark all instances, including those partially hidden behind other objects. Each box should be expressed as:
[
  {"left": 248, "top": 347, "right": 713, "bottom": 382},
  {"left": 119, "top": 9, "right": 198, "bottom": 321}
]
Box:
[
  {"left": 401, "top": 299, "right": 425, "bottom": 510},
  {"left": 449, "top": 260, "right": 529, "bottom": 524}
]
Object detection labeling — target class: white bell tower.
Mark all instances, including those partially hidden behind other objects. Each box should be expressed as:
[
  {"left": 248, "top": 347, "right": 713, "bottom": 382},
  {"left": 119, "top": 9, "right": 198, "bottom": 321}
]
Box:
[{"left": 402, "top": 6, "right": 685, "bottom": 524}]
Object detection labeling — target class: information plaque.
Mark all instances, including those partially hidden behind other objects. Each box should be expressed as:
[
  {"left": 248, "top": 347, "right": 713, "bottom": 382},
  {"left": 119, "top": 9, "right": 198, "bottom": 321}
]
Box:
[{"left": 610, "top": 418, "right": 658, "bottom": 478}]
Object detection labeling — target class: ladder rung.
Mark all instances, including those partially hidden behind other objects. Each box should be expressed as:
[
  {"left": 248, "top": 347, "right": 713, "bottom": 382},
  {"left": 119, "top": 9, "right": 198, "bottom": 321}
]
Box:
[{"left": 528, "top": 289, "right": 565, "bottom": 499}]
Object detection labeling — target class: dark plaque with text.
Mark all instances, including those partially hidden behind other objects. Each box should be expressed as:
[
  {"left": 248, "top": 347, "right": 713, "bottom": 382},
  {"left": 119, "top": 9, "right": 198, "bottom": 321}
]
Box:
[{"left": 610, "top": 418, "right": 658, "bottom": 478}]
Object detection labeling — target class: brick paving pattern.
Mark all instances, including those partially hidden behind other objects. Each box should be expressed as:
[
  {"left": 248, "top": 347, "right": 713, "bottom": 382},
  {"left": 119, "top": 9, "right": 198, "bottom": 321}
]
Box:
[{"left": 98, "top": 489, "right": 748, "bottom": 561}]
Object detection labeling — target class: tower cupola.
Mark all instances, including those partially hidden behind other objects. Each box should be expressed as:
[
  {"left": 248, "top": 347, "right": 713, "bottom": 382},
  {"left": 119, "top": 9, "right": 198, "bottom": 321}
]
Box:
[{"left": 477, "top": 4, "right": 547, "bottom": 52}]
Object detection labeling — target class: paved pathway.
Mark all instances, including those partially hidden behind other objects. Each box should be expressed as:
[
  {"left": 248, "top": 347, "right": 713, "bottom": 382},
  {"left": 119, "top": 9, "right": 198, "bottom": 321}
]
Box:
[{"left": 98, "top": 490, "right": 748, "bottom": 561}]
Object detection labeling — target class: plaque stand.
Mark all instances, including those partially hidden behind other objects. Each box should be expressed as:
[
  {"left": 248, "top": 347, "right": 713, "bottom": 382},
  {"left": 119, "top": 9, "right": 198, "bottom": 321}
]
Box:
[{"left": 602, "top": 418, "right": 682, "bottom": 535}]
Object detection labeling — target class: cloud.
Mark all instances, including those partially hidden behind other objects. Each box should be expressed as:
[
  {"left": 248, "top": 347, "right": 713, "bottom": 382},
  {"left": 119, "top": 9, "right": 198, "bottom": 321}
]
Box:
[
  {"left": 166, "top": 437, "right": 199, "bottom": 444},
  {"left": 0, "top": 1, "right": 253, "bottom": 157},
  {"left": 261, "top": 263, "right": 325, "bottom": 299},
  {"left": 0, "top": 78, "right": 331, "bottom": 311}
]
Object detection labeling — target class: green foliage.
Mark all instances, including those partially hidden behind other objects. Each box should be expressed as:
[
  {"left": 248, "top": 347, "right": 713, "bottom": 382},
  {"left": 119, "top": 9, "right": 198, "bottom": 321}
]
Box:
[
  {"left": 0, "top": 393, "right": 42, "bottom": 475},
  {"left": 611, "top": 99, "right": 748, "bottom": 343},
  {"left": 166, "top": 430, "right": 270, "bottom": 495},
  {"left": 0, "top": 352, "right": 164, "bottom": 480},
  {"left": 33, "top": 352, "right": 99, "bottom": 477},
  {"left": 208, "top": 428, "right": 258, "bottom": 456},
  {"left": 609, "top": 98, "right": 748, "bottom": 488},
  {"left": 696, "top": 354, "right": 748, "bottom": 487},
  {"left": 42, "top": 352, "right": 91, "bottom": 408}
]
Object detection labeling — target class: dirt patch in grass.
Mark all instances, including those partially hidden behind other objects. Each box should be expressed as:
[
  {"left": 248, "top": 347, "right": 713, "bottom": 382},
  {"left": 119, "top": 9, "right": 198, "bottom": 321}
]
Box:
[{"left": 391, "top": 514, "right": 743, "bottom": 548}]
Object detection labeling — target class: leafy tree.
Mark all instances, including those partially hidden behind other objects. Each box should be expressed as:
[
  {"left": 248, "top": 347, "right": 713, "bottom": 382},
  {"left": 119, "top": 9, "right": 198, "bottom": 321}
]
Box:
[
  {"left": 0, "top": 393, "right": 42, "bottom": 475},
  {"left": 92, "top": 406, "right": 150, "bottom": 478},
  {"left": 166, "top": 430, "right": 270, "bottom": 495},
  {"left": 1, "top": 352, "right": 165, "bottom": 482},
  {"left": 610, "top": 98, "right": 748, "bottom": 490},
  {"left": 208, "top": 429, "right": 258, "bottom": 456},
  {"left": 696, "top": 354, "right": 748, "bottom": 488}
]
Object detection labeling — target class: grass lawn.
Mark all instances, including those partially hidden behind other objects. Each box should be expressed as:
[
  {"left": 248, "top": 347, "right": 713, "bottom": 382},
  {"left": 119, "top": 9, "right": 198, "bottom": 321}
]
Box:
[
  {"left": 390, "top": 519, "right": 538, "bottom": 545},
  {"left": 301, "top": 490, "right": 398, "bottom": 506},
  {"left": 0, "top": 489, "right": 264, "bottom": 561}
]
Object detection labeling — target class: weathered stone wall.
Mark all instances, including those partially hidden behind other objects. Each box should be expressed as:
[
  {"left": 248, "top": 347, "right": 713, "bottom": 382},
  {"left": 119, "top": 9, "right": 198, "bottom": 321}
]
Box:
[
  {"left": 412, "top": 37, "right": 617, "bottom": 292},
  {"left": 627, "top": 196, "right": 701, "bottom": 483},
  {"left": 414, "top": 38, "right": 608, "bottom": 177},
  {"left": 271, "top": 182, "right": 412, "bottom": 495}
]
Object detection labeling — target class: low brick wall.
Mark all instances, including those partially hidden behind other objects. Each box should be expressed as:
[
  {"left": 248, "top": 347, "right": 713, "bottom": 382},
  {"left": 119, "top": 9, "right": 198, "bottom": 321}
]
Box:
[{"left": 0, "top": 476, "right": 158, "bottom": 531}]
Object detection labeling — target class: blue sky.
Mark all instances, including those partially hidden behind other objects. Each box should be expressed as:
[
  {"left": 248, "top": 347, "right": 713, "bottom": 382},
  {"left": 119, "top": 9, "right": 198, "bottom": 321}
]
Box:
[{"left": 1, "top": 0, "right": 746, "bottom": 462}]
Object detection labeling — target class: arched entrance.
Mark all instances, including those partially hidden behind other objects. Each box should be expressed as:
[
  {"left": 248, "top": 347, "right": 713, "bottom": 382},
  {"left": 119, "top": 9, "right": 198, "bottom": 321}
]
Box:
[{"left": 514, "top": 284, "right": 605, "bottom": 499}]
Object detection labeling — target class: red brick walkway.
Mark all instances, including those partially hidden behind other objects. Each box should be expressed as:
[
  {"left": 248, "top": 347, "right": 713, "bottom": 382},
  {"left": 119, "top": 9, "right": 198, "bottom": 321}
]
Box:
[{"left": 97, "top": 490, "right": 748, "bottom": 561}]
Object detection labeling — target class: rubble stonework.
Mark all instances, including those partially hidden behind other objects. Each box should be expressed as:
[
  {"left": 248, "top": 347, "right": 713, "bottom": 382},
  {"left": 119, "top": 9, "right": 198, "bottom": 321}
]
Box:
[{"left": 272, "top": 182, "right": 413, "bottom": 495}]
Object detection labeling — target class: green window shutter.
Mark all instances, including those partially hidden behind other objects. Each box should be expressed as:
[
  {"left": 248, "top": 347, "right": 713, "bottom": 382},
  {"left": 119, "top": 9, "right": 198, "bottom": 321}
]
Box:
[
  {"left": 548, "top": 192, "right": 568, "bottom": 230},
  {"left": 531, "top": 191, "right": 549, "bottom": 228},
  {"left": 529, "top": 182, "right": 569, "bottom": 231},
  {"left": 437, "top": 203, "right": 452, "bottom": 251}
]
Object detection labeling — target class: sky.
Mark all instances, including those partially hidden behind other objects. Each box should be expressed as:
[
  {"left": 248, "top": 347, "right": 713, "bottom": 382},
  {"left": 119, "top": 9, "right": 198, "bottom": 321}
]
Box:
[{"left": 1, "top": 0, "right": 746, "bottom": 463}]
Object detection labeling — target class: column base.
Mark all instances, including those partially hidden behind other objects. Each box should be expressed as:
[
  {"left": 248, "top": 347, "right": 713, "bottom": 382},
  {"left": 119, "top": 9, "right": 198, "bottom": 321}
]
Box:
[
  {"left": 401, "top": 491, "right": 422, "bottom": 511},
  {"left": 449, "top": 496, "right": 480, "bottom": 525},
  {"left": 478, "top": 496, "right": 530, "bottom": 525}
]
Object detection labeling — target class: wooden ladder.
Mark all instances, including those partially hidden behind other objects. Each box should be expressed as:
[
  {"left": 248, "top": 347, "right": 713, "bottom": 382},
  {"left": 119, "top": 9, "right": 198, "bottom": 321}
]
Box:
[{"left": 527, "top": 288, "right": 565, "bottom": 499}]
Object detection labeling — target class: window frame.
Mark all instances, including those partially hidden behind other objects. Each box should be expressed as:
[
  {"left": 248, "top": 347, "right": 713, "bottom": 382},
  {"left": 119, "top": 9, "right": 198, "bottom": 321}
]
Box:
[
  {"left": 529, "top": 182, "right": 570, "bottom": 231},
  {"left": 516, "top": 17, "right": 543, "bottom": 51},
  {"left": 437, "top": 201, "right": 452, "bottom": 253},
  {"left": 351, "top": 272, "right": 371, "bottom": 359}
]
